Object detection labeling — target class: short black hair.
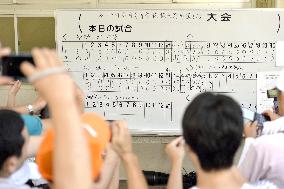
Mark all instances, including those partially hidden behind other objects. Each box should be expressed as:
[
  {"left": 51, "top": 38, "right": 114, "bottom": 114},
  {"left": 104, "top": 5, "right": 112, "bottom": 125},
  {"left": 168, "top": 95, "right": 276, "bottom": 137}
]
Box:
[
  {"left": 182, "top": 92, "right": 243, "bottom": 171},
  {"left": 0, "top": 110, "right": 25, "bottom": 170}
]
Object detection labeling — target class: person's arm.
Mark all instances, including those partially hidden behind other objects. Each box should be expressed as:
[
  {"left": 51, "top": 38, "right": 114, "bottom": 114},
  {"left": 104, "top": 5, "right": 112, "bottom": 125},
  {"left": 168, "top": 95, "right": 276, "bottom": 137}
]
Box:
[
  {"left": 238, "top": 121, "right": 257, "bottom": 166},
  {"left": 27, "top": 136, "right": 43, "bottom": 157},
  {"left": 92, "top": 145, "right": 120, "bottom": 189},
  {"left": 111, "top": 121, "right": 148, "bottom": 189},
  {"left": 21, "top": 48, "right": 92, "bottom": 189},
  {"left": 41, "top": 118, "right": 52, "bottom": 133},
  {"left": 262, "top": 110, "right": 280, "bottom": 121},
  {"left": 243, "top": 120, "right": 258, "bottom": 139},
  {"left": 7, "top": 80, "right": 21, "bottom": 107},
  {"left": 165, "top": 137, "right": 185, "bottom": 189},
  {"left": 237, "top": 137, "right": 255, "bottom": 167},
  {"left": 74, "top": 83, "right": 85, "bottom": 114},
  {"left": 261, "top": 117, "right": 284, "bottom": 135},
  {"left": 261, "top": 110, "right": 282, "bottom": 135},
  {"left": 108, "top": 159, "right": 120, "bottom": 189},
  {"left": 122, "top": 153, "right": 148, "bottom": 189},
  {"left": 7, "top": 96, "right": 46, "bottom": 115},
  {"left": 238, "top": 141, "right": 263, "bottom": 183}
]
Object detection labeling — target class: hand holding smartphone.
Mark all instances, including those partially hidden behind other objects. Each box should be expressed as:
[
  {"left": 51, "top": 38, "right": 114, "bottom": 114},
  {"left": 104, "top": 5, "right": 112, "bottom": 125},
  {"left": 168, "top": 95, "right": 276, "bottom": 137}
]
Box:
[
  {"left": 241, "top": 107, "right": 270, "bottom": 126},
  {"left": 0, "top": 54, "right": 34, "bottom": 81},
  {"left": 241, "top": 107, "right": 270, "bottom": 136}
]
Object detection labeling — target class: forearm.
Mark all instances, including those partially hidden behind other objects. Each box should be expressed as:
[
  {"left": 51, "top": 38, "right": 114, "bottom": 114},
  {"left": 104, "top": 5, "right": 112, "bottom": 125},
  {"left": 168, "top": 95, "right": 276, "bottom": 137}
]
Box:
[
  {"left": 92, "top": 155, "right": 120, "bottom": 189},
  {"left": 122, "top": 153, "right": 148, "bottom": 189},
  {"left": 7, "top": 95, "right": 16, "bottom": 107},
  {"left": 8, "top": 101, "right": 45, "bottom": 115},
  {"left": 166, "top": 161, "right": 183, "bottom": 189},
  {"left": 0, "top": 104, "right": 29, "bottom": 114},
  {"left": 27, "top": 136, "right": 43, "bottom": 157},
  {"left": 49, "top": 97, "right": 92, "bottom": 189},
  {"left": 41, "top": 118, "right": 52, "bottom": 134},
  {"left": 108, "top": 159, "right": 120, "bottom": 189},
  {"left": 8, "top": 105, "right": 29, "bottom": 114}
]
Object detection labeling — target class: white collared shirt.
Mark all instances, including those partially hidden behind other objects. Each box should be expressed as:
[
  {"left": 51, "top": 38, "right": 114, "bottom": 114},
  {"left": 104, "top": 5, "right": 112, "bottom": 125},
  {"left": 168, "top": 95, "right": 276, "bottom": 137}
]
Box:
[
  {"left": 190, "top": 180, "right": 278, "bottom": 189},
  {"left": 238, "top": 133, "right": 284, "bottom": 188}
]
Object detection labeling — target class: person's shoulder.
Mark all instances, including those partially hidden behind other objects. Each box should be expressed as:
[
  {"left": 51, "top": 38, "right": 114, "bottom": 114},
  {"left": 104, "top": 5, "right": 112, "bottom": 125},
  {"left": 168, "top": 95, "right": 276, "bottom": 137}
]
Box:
[
  {"left": 264, "top": 116, "right": 284, "bottom": 127},
  {"left": 244, "top": 134, "right": 283, "bottom": 160},
  {"left": 242, "top": 180, "right": 278, "bottom": 189},
  {"left": 254, "top": 133, "right": 284, "bottom": 147}
]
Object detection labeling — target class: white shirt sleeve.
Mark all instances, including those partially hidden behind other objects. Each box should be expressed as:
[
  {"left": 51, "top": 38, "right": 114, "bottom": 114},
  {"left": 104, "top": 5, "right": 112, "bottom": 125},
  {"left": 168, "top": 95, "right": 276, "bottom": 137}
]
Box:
[
  {"left": 238, "top": 138, "right": 255, "bottom": 167},
  {"left": 261, "top": 117, "right": 284, "bottom": 135},
  {"left": 238, "top": 140, "right": 264, "bottom": 182}
]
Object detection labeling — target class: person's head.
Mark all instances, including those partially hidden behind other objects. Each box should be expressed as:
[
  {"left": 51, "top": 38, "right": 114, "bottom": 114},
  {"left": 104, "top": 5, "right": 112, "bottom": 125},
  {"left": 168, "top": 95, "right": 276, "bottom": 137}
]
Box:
[
  {"left": 0, "top": 110, "right": 29, "bottom": 177},
  {"left": 182, "top": 92, "right": 243, "bottom": 172},
  {"left": 276, "top": 70, "right": 284, "bottom": 116},
  {"left": 36, "top": 112, "right": 111, "bottom": 183}
]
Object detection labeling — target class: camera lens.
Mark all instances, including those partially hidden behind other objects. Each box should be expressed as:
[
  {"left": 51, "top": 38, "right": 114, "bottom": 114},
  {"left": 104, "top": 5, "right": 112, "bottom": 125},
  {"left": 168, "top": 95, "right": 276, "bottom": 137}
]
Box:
[
  {"left": 143, "top": 171, "right": 168, "bottom": 185},
  {"left": 143, "top": 170, "right": 196, "bottom": 188}
]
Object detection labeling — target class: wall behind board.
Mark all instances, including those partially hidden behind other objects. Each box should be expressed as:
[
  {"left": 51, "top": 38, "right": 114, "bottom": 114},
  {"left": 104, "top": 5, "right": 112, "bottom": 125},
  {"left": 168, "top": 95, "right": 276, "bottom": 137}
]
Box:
[{"left": 0, "top": 0, "right": 279, "bottom": 187}]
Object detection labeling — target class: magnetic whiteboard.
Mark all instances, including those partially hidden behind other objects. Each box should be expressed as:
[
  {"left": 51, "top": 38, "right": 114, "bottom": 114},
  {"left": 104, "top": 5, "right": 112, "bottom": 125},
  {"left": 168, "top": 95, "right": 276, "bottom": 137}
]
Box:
[{"left": 56, "top": 9, "right": 284, "bottom": 134}]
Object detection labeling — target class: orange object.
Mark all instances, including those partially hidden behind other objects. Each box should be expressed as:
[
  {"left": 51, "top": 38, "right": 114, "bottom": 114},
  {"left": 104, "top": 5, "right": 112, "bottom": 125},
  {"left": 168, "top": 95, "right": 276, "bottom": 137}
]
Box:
[{"left": 36, "top": 112, "right": 111, "bottom": 181}]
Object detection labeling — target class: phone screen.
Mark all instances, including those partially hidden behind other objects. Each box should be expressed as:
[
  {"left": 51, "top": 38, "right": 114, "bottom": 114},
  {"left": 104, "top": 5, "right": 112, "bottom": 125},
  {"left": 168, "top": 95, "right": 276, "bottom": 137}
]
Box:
[
  {"left": 0, "top": 55, "right": 34, "bottom": 80},
  {"left": 241, "top": 108, "right": 255, "bottom": 121}
]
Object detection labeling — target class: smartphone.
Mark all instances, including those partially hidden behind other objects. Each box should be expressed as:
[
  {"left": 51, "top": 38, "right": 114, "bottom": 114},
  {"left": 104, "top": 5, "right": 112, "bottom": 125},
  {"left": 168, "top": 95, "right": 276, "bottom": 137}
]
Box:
[
  {"left": 241, "top": 107, "right": 270, "bottom": 126},
  {"left": 0, "top": 54, "right": 34, "bottom": 80}
]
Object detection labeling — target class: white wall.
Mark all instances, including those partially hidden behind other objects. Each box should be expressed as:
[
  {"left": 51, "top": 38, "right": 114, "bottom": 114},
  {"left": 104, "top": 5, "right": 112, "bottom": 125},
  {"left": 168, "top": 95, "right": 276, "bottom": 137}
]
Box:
[{"left": 0, "top": 0, "right": 253, "bottom": 16}]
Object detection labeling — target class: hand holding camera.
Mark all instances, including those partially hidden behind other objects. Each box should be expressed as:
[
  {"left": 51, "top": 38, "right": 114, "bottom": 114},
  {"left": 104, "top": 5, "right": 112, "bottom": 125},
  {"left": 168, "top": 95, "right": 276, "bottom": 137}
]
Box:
[
  {"left": 0, "top": 44, "right": 13, "bottom": 85},
  {"left": 165, "top": 136, "right": 185, "bottom": 165},
  {"left": 262, "top": 110, "right": 280, "bottom": 121},
  {"left": 111, "top": 121, "right": 133, "bottom": 160}
]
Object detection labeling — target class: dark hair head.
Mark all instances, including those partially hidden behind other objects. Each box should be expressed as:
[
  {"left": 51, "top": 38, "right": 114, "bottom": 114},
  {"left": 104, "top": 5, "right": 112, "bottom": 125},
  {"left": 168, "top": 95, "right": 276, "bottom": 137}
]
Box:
[
  {"left": 0, "top": 110, "right": 25, "bottom": 170},
  {"left": 182, "top": 92, "right": 243, "bottom": 171}
]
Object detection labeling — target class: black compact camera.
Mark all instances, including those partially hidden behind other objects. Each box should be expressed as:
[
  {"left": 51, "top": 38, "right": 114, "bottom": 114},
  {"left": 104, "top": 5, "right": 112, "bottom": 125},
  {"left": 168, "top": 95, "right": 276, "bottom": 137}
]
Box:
[
  {"left": 0, "top": 54, "right": 34, "bottom": 81},
  {"left": 267, "top": 88, "right": 280, "bottom": 98},
  {"left": 267, "top": 87, "right": 280, "bottom": 114}
]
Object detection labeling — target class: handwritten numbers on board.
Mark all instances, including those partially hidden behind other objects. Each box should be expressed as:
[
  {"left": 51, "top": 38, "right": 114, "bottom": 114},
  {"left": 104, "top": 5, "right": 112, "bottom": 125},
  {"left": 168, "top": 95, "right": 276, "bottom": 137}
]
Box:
[{"left": 57, "top": 10, "right": 284, "bottom": 131}]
